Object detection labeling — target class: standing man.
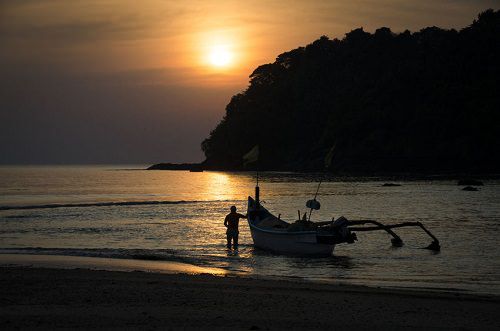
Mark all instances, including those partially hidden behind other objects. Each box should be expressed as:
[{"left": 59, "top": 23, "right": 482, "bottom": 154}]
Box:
[{"left": 224, "top": 206, "right": 247, "bottom": 250}]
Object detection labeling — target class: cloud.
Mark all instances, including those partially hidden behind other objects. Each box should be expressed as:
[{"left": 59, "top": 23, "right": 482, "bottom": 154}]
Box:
[{"left": 0, "top": 0, "right": 189, "bottom": 41}]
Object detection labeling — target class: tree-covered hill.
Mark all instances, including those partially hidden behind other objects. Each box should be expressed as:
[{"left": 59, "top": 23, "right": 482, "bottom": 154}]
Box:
[{"left": 201, "top": 10, "right": 500, "bottom": 174}]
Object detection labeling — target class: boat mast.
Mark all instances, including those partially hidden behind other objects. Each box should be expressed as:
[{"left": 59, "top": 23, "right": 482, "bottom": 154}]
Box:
[
  {"left": 243, "top": 145, "right": 260, "bottom": 209},
  {"left": 308, "top": 144, "right": 336, "bottom": 221},
  {"left": 255, "top": 170, "right": 260, "bottom": 209},
  {"left": 307, "top": 177, "right": 322, "bottom": 221}
]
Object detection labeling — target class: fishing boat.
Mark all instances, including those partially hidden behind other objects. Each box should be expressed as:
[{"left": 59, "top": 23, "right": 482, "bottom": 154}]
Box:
[{"left": 247, "top": 185, "right": 440, "bottom": 256}]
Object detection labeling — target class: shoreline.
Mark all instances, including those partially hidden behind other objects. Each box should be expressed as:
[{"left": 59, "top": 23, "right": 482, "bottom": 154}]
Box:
[
  {"left": 0, "top": 253, "right": 228, "bottom": 276},
  {"left": 2, "top": 253, "right": 500, "bottom": 300},
  {"left": 1, "top": 264, "right": 499, "bottom": 330},
  {"left": 1, "top": 253, "right": 499, "bottom": 299}
]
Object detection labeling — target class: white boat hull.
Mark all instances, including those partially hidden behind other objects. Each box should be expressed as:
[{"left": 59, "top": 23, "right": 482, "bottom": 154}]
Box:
[
  {"left": 249, "top": 224, "right": 335, "bottom": 256},
  {"left": 247, "top": 197, "right": 335, "bottom": 256}
]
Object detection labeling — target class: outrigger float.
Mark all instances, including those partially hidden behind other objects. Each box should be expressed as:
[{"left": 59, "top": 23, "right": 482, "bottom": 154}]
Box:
[{"left": 247, "top": 184, "right": 440, "bottom": 256}]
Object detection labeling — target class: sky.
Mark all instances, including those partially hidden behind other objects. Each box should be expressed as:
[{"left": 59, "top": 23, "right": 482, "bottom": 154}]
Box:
[{"left": 1, "top": 0, "right": 498, "bottom": 164}]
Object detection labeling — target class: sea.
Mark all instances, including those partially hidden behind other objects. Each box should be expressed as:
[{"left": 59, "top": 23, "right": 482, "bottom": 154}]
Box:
[{"left": 1, "top": 165, "right": 499, "bottom": 295}]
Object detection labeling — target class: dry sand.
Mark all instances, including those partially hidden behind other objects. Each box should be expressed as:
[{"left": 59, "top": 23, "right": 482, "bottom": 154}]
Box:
[{"left": 1, "top": 255, "right": 499, "bottom": 330}]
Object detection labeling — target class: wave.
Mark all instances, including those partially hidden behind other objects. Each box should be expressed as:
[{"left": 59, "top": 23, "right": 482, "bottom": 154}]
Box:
[
  {"left": 0, "top": 246, "right": 253, "bottom": 270},
  {"left": 0, "top": 199, "right": 239, "bottom": 211},
  {"left": 0, "top": 247, "right": 191, "bottom": 264},
  {"left": 4, "top": 214, "right": 43, "bottom": 219}
]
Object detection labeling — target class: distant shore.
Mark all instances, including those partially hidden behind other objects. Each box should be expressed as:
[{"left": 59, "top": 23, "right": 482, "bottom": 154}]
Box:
[
  {"left": 147, "top": 163, "right": 204, "bottom": 171},
  {"left": 1, "top": 254, "right": 499, "bottom": 330},
  {"left": 147, "top": 163, "right": 500, "bottom": 180}
]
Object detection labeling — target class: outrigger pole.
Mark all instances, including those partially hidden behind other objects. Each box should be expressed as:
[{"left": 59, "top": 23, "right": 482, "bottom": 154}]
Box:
[{"left": 348, "top": 219, "right": 441, "bottom": 251}]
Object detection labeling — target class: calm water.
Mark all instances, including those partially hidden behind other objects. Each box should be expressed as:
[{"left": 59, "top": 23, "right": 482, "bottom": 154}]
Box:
[{"left": 1, "top": 166, "right": 499, "bottom": 294}]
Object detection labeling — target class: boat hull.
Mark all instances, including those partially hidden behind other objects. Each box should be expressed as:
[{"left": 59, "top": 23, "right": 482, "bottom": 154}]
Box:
[
  {"left": 247, "top": 197, "right": 335, "bottom": 256},
  {"left": 249, "top": 225, "right": 335, "bottom": 256}
]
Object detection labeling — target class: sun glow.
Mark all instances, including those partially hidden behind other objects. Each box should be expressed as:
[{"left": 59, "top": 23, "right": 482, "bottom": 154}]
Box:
[
  {"left": 208, "top": 45, "right": 233, "bottom": 67},
  {"left": 194, "top": 30, "right": 248, "bottom": 82}
]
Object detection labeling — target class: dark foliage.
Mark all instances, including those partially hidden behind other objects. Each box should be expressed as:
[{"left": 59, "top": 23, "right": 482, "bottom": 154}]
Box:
[{"left": 201, "top": 10, "right": 500, "bottom": 174}]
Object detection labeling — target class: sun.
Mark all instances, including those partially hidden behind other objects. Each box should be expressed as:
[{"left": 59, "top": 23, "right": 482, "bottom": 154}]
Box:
[{"left": 208, "top": 45, "right": 233, "bottom": 68}]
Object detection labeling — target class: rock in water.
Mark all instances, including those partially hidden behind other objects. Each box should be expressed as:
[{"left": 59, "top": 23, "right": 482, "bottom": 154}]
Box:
[{"left": 457, "top": 179, "right": 484, "bottom": 186}]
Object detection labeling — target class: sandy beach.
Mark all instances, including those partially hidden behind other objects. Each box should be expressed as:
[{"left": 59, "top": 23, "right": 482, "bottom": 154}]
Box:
[{"left": 1, "top": 255, "right": 499, "bottom": 330}]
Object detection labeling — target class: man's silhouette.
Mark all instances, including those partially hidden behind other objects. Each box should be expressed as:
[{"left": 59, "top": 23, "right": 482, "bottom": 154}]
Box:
[{"left": 224, "top": 206, "right": 247, "bottom": 250}]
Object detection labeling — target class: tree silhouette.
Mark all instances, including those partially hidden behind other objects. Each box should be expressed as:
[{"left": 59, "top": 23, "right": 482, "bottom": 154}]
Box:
[{"left": 201, "top": 10, "right": 500, "bottom": 174}]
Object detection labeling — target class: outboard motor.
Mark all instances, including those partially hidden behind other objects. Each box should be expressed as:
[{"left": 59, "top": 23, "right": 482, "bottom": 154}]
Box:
[
  {"left": 317, "top": 216, "right": 357, "bottom": 245},
  {"left": 332, "top": 216, "right": 357, "bottom": 244}
]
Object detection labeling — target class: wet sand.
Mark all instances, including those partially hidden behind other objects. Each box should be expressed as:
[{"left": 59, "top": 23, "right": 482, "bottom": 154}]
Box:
[{"left": 1, "top": 256, "right": 499, "bottom": 330}]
